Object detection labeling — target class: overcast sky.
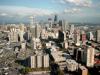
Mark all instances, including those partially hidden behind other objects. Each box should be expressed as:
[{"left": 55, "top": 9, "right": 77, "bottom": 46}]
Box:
[{"left": 0, "top": 0, "right": 100, "bottom": 24}]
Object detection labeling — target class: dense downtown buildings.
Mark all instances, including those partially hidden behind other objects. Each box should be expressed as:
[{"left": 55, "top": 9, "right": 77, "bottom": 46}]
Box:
[
  {"left": 0, "top": 15, "right": 100, "bottom": 75},
  {"left": 0, "top": 1, "right": 100, "bottom": 75}
]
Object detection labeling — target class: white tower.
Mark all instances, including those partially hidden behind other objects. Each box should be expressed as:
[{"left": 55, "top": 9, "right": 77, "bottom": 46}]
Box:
[{"left": 89, "top": 32, "right": 94, "bottom": 41}]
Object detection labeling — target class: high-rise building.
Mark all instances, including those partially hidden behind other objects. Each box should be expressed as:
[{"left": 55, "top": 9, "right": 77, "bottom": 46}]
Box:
[
  {"left": 48, "top": 18, "right": 52, "bottom": 29},
  {"left": 29, "top": 55, "right": 36, "bottom": 68},
  {"left": 37, "top": 55, "right": 42, "bottom": 68},
  {"left": 61, "top": 20, "right": 69, "bottom": 31},
  {"left": 43, "top": 54, "right": 49, "bottom": 68},
  {"left": 74, "top": 28, "right": 80, "bottom": 46},
  {"left": 30, "top": 16, "right": 35, "bottom": 26},
  {"left": 35, "top": 24, "right": 41, "bottom": 38},
  {"left": 58, "top": 20, "right": 63, "bottom": 27},
  {"left": 96, "top": 30, "right": 100, "bottom": 42},
  {"left": 19, "top": 24, "right": 25, "bottom": 42},
  {"left": 8, "top": 28, "right": 19, "bottom": 42},
  {"left": 81, "top": 30, "right": 86, "bottom": 45},
  {"left": 53, "top": 15, "right": 58, "bottom": 27},
  {"left": 76, "top": 48, "right": 85, "bottom": 63},
  {"left": 58, "top": 30, "right": 64, "bottom": 42},
  {"left": 30, "top": 24, "right": 42, "bottom": 38},
  {"left": 69, "top": 24, "right": 74, "bottom": 40},
  {"left": 54, "top": 15, "right": 57, "bottom": 23},
  {"left": 89, "top": 32, "right": 94, "bottom": 41},
  {"left": 86, "top": 46, "right": 95, "bottom": 67},
  {"left": 28, "top": 54, "right": 49, "bottom": 68},
  {"left": 63, "top": 40, "right": 68, "bottom": 49}
]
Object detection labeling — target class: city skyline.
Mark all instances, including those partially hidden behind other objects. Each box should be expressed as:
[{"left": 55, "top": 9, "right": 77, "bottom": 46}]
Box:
[{"left": 0, "top": 0, "right": 100, "bottom": 24}]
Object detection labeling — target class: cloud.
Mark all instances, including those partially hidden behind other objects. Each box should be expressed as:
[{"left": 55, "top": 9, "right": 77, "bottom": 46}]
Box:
[
  {"left": 0, "top": 6, "right": 54, "bottom": 17},
  {"left": 58, "top": 0, "right": 92, "bottom": 7},
  {"left": 0, "top": 13, "right": 8, "bottom": 16},
  {"left": 64, "top": 8, "right": 81, "bottom": 14}
]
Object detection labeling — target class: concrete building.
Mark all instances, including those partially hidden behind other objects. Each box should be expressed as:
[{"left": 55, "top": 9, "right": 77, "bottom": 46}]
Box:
[
  {"left": 8, "top": 28, "right": 18, "bottom": 42},
  {"left": 76, "top": 48, "right": 85, "bottom": 63},
  {"left": 29, "top": 54, "right": 49, "bottom": 68},
  {"left": 62, "top": 20, "right": 69, "bottom": 31},
  {"left": 48, "top": 18, "right": 52, "bottom": 29},
  {"left": 37, "top": 55, "right": 42, "bottom": 68},
  {"left": 66, "top": 59, "right": 78, "bottom": 72},
  {"left": 29, "top": 55, "right": 36, "bottom": 68},
  {"left": 96, "top": 30, "right": 100, "bottom": 42},
  {"left": 81, "top": 30, "right": 86, "bottom": 45},
  {"left": 19, "top": 24, "right": 25, "bottom": 42},
  {"left": 74, "top": 28, "right": 81, "bottom": 46},
  {"left": 86, "top": 46, "right": 95, "bottom": 67},
  {"left": 35, "top": 24, "right": 42, "bottom": 38},
  {"left": 63, "top": 40, "right": 68, "bottom": 49},
  {"left": 69, "top": 24, "right": 74, "bottom": 40},
  {"left": 63, "top": 31, "right": 66, "bottom": 41},
  {"left": 89, "top": 32, "right": 94, "bottom": 41},
  {"left": 43, "top": 54, "right": 49, "bottom": 68}
]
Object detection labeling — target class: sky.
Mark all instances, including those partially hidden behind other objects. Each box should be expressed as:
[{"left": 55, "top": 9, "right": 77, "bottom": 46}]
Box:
[{"left": 0, "top": 0, "right": 100, "bottom": 24}]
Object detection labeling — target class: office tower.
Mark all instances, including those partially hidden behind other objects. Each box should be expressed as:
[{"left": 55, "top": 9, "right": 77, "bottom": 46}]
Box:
[
  {"left": 30, "top": 24, "right": 41, "bottom": 38},
  {"left": 75, "top": 28, "right": 80, "bottom": 46},
  {"left": 63, "top": 40, "right": 68, "bottom": 49},
  {"left": 29, "top": 55, "right": 36, "bottom": 68},
  {"left": 37, "top": 55, "right": 42, "bottom": 68},
  {"left": 48, "top": 18, "right": 52, "bottom": 29},
  {"left": 54, "top": 15, "right": 57, "bottom": 23},
  {"left": 43, "top": 54, "right": 49, "bottom": 68},
  {"left": 69, "top": 24, "right": 74, "bottom": 40},
  {"left": 76, "top": 48, "right": 85, "bottom": 63},
  {"left": 30, "top": 16, "right": 35, "bottom": 26},
  {"left": 89, "top": 32, "right": 94, "bottom": 41},
  {"left": 33, "top": 38, "right": 37, "bottom": 49},
  {"left": 30, "top": 25, "right": 36, "bottom": 38},
  {"left": 19, "top": 24, "right": 25, "bottom": 42},
  {"left": 78, "top": 65, "right": 88, "bottom": 75},
  {"left": 28, "top": 54, "right": 49, "bottom": 68},
  {"left": 96, "top": 30, "right": 100, "bottom": 42},
  {"left": 58, "top": 30, "right": 64, "bottom": 42},
  {"left": 63, "top": 31, "right": 66, "bottom": 41},
  {"left": 81, "top": 30, "right": 86, "bottom": 45},
  {"left": 53, "top": 15, "right": 58, "bottom": 27},
  {"left": 61, "top": 20, "right": 69, "bottom": 31},
  {"left": 58, "top": 20, "right": 62, "bottom": 27},
  {"left": 8, "top": 28, "right": 18, "bottom": 42},
  {"left": 86, "top": 46, "right": 95, "bottom": 67},
  {"left": 35, "top": 24, "right": 41, "bottom": 38}
]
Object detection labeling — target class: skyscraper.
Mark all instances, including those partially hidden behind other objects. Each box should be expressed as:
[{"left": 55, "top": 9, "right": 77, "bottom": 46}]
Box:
[
  {"left": 74, "top": 28, "right": 80, "bottom": 46},
  {"left": 8, "top": 27, "right": 18, "bottom": 43},
  {"left": 81, "top": 30, "right": 86, "bottom": 45},
  {"left": 89, "top": 32, "right": 94, "bottom": 41},
  {"left": 48, "top": 18, "right": 52, "bottom": 29},
  {"left": 53, "top": 15, "right": 58, "bottom": 27},
  {"left": 96, "top": 30, "right": 100, "bottom": 42},
  {"left": 30, "top": 16, "right": 35, "bottom": 26},
  {"left": 86, "top": 46, "right": 95, "bottom": 67},
  {"left": 69, "top": 24, "right": 74, "bottom": 40}
]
